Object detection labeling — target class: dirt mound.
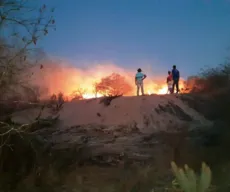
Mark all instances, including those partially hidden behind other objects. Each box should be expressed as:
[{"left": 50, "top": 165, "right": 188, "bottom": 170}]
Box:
[
  {"left": 12, "top": 95, "right": 211, "bottom": 133},
  {"left": 8, "top": 94, "right": 222, "bottom": 190},
  {"left": 11, "top": 95, "right": 212, "bottom": 162}
]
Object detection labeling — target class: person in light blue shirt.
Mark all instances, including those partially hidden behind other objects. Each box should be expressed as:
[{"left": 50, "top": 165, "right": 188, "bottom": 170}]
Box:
[{"left": 135, "top": 68, "right": 147, "bottom": 96}]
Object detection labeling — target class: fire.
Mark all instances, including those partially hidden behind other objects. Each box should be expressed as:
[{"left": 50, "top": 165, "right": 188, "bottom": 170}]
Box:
[
  {"left": 30, "top": 61, "right": 184, "bottom": 99},
  {"left": 82, "top": 93, "right": 103, "bottom": 99}
]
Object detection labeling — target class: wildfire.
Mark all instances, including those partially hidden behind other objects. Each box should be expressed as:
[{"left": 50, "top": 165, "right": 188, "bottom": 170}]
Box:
[{"left": 30, "top": 61, "right": 184, "bottom": 100}]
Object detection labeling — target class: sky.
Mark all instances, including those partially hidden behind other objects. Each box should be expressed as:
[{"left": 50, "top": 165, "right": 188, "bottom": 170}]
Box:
[{"left": 36, "top": 0, "right": 230, "bottom": 78}]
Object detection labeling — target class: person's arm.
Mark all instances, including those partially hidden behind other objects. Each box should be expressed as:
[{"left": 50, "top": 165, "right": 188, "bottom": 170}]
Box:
[
  {"left": 142, "top": 74, "right": 147, "bottom": 80},
  {"left": 135, "top": 77, "right": 137, "bottom": 85}
]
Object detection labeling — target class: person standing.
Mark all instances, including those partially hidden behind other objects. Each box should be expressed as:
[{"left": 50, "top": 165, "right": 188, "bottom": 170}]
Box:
[
  {"left": 167, "top": 71, "right": 173, "bottom": 94},
  {"left": 135, "top": 68, "right": 147, "bottom": 96},
  {"left": 172, "top": 65, "right": 180, "bottom": 93}
]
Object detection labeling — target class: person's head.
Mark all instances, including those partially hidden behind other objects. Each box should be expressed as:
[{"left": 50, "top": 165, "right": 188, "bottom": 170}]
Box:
[
  {"left": 173, "top": 65, "right": 176, "bottom": 69},
  {"left": 168, "top": 71, "right": 171, "bottom": 75},
  {"left": 137, "top": 68, "right": 142, "bottom": 72}
]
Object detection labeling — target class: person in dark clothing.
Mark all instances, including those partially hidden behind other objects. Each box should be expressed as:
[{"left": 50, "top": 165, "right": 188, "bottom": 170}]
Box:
[{"left": 171, "top": 65, "right": 180, "bottom": 93}]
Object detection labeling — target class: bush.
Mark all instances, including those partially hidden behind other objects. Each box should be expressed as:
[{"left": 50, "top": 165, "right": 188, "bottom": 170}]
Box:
[
  {"left": 95, "top": 73, "right": 132, "bottom": 96},
  {"left": 48, "top": 92, "right": 65, "bottom": 114},
  {"left": 181, "top": 63, "right": 230, "bottom": 122},
  {"left": 0, "top": 1, "right": 57, "bottom": 190},
  {"left": 71, "top": 88, "right": 86, "bottom": 100},
  {"left": 187, "top": 63, "right": 230, "bottom": 94},
  {"left": 171, "top": 161, "right": 212, "bottom": 192}
]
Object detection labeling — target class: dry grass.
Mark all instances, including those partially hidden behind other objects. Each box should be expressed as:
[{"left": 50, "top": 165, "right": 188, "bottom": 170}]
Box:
[
  {"left": 15, "top": 164, "right": 175, "bottom": 192},
  {"left": 187, "top": 63, "right": 230, "bottom": 94},
  {"left": 1, "top": 1, "right": 230, "bottom": 190}
]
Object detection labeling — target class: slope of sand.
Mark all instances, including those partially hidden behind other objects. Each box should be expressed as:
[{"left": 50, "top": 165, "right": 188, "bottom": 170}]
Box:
[
  {"left": 12, "top": 94, "right": 211, "bottom": 133},
  {"left": 11, "top": 95, "right": 213, "bottom": 164}
]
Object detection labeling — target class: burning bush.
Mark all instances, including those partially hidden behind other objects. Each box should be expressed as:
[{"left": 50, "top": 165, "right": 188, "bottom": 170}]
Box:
[
  {"left": 71, "top": 88, "right": 87, "bottom": 100},
  {"left": 95, "top": 73, "right": 132, "bottom": 96}
]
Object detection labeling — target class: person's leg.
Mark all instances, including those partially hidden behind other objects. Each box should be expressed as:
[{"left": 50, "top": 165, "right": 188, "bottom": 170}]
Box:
[
  {"left": 172, "top": 81, "right": 175, "bottom": 93},
  {"left": 141, "top": 83, "right": 144, "bottom": 95},
  {"left": 137, "top": 84, "right": 140, "bottom": 96},
  {"left": 176, "top": 79, "right": 179, "bottom": 93},
  {"left": 168, "top": 87, "right": 172, "bottom": 94}
]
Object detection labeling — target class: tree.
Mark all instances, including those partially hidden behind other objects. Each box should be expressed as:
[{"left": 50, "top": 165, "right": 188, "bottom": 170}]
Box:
[
  {"left": 0, "top": 2, "right": 58, "bottom": 187},
  {"left": 0, "top": 0, "right": 55, "bottom": 46},
  {"left": 95, "top": 73, "right": 132, "bottom": 96},
  {"left": 0, "top": 0, "right": 56, "bottom": 120},
  {"left": 0, "top": 0, "right": 55, "bottom": 101}
]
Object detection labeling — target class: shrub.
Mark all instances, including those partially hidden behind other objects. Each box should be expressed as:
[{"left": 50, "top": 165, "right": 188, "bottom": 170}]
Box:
[
  {"left": 171, "top": 161, "right": 212, "bottom": 192},
  {"left": 187, "top": 63, "right": 230, "bottom": 94},
  {"left": 95, "top": 73, "right": 132, "bottom": 96},
  {"left": 0, "top": 1, "right": 57, "bottom": 190}
]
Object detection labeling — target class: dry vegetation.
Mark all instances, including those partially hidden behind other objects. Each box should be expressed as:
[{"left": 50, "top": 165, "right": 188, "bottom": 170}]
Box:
[
  {"left": 0, "top": 0, "right": 61, "bottom": 190},
  {"left": 95, "top": 73, "right": 132, "bottom": 96},
  {"left": 186, "top": 63, "right": 230, "bottom": 94},
  {"left": 71, "top": 88, "right": 86, "bottom": 100},
  {"left": 66, "top": 73, "right": 132, "bottom": 101},
  {"left": 181, "top": 61, "right": 230, "bottom": 123},
  {"left": 0, "top": 0, "right": 229, "bottom": 191}
]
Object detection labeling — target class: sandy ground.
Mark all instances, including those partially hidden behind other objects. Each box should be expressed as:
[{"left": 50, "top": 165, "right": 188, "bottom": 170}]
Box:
[
  {"left": 10, "top": 94, "right": 213, "bottom": 166},
  {"left": 12, "top": 94, "right": 210, "bottom": 133}
]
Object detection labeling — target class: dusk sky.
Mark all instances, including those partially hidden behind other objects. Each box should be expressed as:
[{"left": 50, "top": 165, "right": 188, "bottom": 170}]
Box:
[{"left": 37, "top": 0, "right": 230, "bottom": 78}]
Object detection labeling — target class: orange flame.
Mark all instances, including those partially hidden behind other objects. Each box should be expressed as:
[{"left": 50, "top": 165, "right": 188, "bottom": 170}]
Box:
[{"left": 30, "top": 61, "right": 184, "bottom": 99}]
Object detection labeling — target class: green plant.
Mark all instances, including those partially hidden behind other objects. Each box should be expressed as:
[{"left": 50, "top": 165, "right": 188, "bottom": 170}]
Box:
[{"left": 171, "top": 161, "right": 212, "bottom": 192}]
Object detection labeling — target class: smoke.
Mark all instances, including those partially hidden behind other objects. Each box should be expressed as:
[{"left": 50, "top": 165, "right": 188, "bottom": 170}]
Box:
[{"left": 28, "top": 58, "right": 183, "bottom": 99}]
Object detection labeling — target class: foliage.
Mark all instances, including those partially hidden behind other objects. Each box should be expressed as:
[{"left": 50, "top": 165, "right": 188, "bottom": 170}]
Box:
[
  {"left": 71, "top": 88, "right": 87, "bottom": 100},
  {"left": 0, "top": 0, "right": 55, "bottom": 101},
  {"left": 0, "top": 0, "right": 55, "bottom": 45},
  {"left": 95, "top": 73, "right": 132, "bottom": 96},
  {"left": 187, "top": 63, "right": 230, "bottom": 93},
  {"left": 171, "top": 161, "right": 212, "bottom": 192},
  {"left": 182, "top": 62, "right": 230, "bottom": 122},
  {"left": 48, "top": 92, "right": 65, "bottom": 114},
  {"left": 0, "top": 1, "right": 57, "bottom": 190}
]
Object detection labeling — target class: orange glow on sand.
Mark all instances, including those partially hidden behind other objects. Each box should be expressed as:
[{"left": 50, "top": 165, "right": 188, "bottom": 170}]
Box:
[{"left": 30, "top": 61, "right": 184, "bottom": 99}]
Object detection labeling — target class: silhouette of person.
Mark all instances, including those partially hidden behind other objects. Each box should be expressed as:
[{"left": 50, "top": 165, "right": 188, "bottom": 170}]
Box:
[
  {"left": 135, "top": 68, "right": 146, "bottom": 96},
  {"left": 172, "top": 65, "right": 180, "bottom": 93}
]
